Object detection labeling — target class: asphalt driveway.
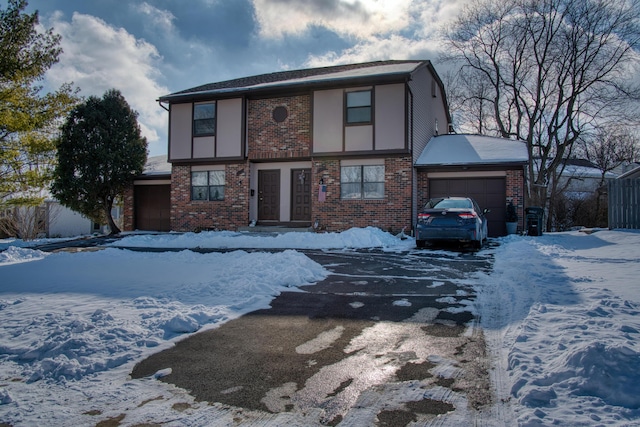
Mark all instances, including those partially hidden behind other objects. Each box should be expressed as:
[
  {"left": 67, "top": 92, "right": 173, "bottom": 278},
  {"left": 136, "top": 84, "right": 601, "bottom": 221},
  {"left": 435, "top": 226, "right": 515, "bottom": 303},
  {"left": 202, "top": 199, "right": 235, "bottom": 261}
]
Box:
[{"left": 131, "top": 247, "right": 495, "bottom": 426}]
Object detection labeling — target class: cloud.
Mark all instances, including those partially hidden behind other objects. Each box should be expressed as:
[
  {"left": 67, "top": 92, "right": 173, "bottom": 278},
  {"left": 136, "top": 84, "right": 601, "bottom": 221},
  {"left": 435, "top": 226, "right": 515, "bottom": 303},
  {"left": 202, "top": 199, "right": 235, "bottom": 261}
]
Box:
[
  {"left": 43, "top": 11, "right": 169, "bottom": 156},
  {"left": 134, "top": 2, "right": 177, "bottom": 34},
  {"left": 252, "top": 0, "right": 413, "bottom": 39},
  {"left": 305, "top": 35, "right": 439, "bottom": 66},
  {"left": 302, "top": 0, "right": 468, "bottom": 76}
]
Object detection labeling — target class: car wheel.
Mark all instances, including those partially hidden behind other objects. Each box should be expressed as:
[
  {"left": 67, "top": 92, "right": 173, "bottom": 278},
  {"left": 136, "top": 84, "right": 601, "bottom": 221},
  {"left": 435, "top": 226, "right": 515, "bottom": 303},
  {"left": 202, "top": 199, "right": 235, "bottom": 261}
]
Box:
[{"left": 416, "top": 240, "right": 426, "bottom": 249}]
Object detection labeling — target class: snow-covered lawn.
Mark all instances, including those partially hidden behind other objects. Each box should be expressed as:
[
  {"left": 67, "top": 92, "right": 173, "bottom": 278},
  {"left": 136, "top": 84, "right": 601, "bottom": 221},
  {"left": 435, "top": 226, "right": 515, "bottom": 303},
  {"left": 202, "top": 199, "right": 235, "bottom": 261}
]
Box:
[
  {"left": 0, "top": 227, "right": 638, "bottom": 426},
  {"left": 479, "top": 229, "right": 640, "bottom": 426}
]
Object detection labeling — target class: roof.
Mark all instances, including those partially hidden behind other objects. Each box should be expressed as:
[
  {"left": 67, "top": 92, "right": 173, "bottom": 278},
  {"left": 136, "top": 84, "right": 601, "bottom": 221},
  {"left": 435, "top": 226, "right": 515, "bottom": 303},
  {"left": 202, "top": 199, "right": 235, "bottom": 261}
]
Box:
[
  {"left": 159, "top": 60, "right": 432, "bottom": 102},
  {"left": 415, "top": 134, "right": 529, "bottom": 167},
  {"left": 142, "top": 155, "right": 171, "bottom": 176},
  {"left": 532, "top": 158, "right": 617, "bottom": 179},
  {"left": 617, "top": 165, "right": 640, "bottom": 180}
]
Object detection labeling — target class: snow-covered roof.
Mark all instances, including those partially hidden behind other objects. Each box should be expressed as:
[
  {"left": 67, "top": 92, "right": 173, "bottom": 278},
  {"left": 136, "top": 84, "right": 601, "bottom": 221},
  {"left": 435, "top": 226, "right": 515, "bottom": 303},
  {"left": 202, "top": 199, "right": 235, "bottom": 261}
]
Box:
[
  {"left": 415, "top": 134, "right": 529, "bottom": 167},
  {"left": 617, "top": 165, "right": 640, "bottom": 180},
  {"left": 142, "top": 154, "right": 171, "bottom": 176},
  {"left": 532, "top": 159, "right": 617, "bottom": 179},
  {"left": 160, "top": 60, "right": 430, "bottom": 102}
]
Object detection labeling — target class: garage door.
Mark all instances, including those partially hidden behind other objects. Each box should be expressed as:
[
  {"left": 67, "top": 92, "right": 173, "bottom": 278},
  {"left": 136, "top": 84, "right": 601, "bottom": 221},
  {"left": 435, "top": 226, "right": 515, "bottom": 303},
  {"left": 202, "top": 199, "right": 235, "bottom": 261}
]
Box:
[
  {"left": 429, "top": 178, "right": 506, "bottom": 237},
  {"left": 134, "top": 185, "right": 171, "bottom": 231}
]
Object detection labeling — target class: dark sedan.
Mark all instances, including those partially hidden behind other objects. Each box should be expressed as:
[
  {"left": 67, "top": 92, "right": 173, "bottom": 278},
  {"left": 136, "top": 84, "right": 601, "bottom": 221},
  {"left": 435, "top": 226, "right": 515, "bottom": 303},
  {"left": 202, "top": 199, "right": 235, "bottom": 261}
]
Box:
[{"left": 416, "top": 197, "right": 489, "bottom": 249}]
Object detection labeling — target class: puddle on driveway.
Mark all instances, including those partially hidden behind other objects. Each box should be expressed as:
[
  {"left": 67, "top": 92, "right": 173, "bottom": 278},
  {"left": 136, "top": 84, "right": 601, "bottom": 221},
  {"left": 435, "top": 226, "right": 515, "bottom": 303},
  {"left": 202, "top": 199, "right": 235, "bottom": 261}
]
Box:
[
  {"left": 131, "top": 249, "right": 494, "bottom": 425},
  {"left": 131, "top": 292, "right": 491, "bottom": 425}
]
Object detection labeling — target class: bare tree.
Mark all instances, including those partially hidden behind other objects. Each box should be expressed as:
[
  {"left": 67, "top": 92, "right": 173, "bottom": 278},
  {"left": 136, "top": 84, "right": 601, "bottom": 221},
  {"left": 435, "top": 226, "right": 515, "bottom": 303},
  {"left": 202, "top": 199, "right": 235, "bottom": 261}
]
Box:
[
  {"left": 581, "top": 126, "right": 639, "bottom": 186},
  {"left": 579, "top": 125, "right": 639, "bottom": 223},
  {"left": 0, "top": 205, "right": 45, "bottom": 240},
  {"left": 442, "top": 0, "right": 640, "bottom": 227}
]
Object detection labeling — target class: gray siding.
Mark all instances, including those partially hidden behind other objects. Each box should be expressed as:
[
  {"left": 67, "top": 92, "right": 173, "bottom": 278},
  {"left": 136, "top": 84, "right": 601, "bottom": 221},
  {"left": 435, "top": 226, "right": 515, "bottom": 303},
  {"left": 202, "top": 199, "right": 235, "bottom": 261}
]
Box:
[
  {"left": 407, "top": 66, "right": 449, "bottom": 228},
  {"left": 609, "top": 179, "right": 640, "bottom": 229}
]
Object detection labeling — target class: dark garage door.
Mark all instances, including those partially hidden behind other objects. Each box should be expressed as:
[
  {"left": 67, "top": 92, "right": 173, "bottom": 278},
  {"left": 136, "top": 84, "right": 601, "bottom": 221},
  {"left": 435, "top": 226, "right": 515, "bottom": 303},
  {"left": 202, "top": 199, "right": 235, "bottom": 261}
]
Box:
[
  {"left": 134, "top": 185, "right": 171, "bottom": 231},
  {"left": 430, "top": 177, "right": 506, "bottom": 237}
]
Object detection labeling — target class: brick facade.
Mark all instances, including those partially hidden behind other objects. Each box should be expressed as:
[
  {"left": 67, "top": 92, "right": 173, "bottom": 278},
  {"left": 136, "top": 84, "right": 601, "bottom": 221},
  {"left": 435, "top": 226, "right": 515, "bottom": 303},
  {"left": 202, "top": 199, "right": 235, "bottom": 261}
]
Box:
[
  {"left": 122, "top": 186, "right": 134, "bottom": 231},
  {"left": 506, "top": 169, "right": 525, "bottom": 230},
  {"left": 248, "top": 95, "right": 311, "bottom": 161},
  {"left": 312, "top": 156, "right": 413, "bottom": 234},
  {"left": 124, "top": 88, "right": 526, "bottom": 235},
  {"left": 170, "top": 162, "right": 249, "bottom": 232}
]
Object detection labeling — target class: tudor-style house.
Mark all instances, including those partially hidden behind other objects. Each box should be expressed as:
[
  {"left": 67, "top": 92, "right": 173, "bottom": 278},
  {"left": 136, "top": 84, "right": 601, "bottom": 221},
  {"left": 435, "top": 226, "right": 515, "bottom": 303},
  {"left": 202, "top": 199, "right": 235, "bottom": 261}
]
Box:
[{"left": 125, "top": 60, "right": 451, "bottom": 234}]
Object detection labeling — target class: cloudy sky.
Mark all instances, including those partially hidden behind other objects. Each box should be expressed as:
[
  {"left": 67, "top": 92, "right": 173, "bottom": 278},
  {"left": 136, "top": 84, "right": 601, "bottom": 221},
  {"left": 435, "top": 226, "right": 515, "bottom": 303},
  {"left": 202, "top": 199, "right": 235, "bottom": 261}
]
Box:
[{"left": 23, "top": 0, "right": 465, "bottom": 156}]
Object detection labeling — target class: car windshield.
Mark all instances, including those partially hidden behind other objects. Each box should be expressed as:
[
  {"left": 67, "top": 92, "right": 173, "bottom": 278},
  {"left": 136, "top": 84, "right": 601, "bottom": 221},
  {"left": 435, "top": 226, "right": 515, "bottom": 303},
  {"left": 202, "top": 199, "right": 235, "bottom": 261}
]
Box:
[{"left": 428, "top": 199, "right": 473, "bottom": 209}]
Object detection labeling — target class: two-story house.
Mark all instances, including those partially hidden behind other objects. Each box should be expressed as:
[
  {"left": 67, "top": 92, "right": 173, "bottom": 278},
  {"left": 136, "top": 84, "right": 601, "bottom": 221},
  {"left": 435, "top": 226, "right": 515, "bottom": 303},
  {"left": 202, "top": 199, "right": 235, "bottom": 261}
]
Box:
[
  {"left": 124, "top": 60, "right": 527, "bottom": 236},
  {"left": 125, "top": 60, "right": 450, "bottom": 234}
]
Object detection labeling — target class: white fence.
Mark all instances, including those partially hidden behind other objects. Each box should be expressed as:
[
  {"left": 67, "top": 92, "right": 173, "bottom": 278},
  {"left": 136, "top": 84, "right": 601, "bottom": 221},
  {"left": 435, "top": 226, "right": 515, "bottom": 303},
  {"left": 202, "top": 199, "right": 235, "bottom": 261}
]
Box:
[{"left": 608, "top": 179, "right": 640, "bottom": 229}]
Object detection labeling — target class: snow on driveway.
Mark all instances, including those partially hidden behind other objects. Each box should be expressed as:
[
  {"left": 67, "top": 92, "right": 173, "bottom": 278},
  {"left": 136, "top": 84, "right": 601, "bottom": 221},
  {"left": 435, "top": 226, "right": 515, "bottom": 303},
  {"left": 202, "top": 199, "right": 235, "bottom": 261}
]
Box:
[{"left": 1, "top": 228, "right": 639, "bottom": 426}]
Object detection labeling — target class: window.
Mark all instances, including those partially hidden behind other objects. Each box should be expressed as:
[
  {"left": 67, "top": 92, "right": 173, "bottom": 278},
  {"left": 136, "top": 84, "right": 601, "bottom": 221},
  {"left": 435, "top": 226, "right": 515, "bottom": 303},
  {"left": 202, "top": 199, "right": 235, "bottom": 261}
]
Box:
[
  {"left": 340, "top": 165, "right": 384, "bottom": 199},
  {"left": 193, "top": 103, "right": 216, "bottom": 136},
  {"left": 346, "top": 90, "right": 372, "bottom": 124},
  {"left": 191, "top": 170, "right": 225, "bottom": 201}
]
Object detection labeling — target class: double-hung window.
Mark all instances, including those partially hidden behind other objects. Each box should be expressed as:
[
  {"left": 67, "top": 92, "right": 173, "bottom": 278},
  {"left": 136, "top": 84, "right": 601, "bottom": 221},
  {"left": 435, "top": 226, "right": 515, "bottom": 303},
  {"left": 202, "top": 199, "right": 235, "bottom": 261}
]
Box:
[
  {"left": 193, "top": 103, "right": 216, "bottom": 136},
  {"left": 340, "top": 165, "right": 384, "bottom": 199},
  {"left": 191, "top": 170, "right": 225, "bottom": 201},
  {"left": 346, "top": 90, "right": 372, "bottom": 124}
]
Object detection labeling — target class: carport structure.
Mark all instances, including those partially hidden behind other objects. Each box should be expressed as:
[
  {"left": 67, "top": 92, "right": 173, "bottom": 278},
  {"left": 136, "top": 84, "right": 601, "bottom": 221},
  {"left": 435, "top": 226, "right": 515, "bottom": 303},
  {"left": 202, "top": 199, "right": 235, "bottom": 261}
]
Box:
[{"left": 415, "top": 134, "right": 528, "bottom": 237}]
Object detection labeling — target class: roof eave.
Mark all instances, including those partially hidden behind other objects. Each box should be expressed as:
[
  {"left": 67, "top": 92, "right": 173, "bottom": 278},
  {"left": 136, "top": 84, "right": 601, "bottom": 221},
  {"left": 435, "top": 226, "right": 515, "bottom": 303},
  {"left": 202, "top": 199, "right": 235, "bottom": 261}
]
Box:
[
  {"left": 158, "top": 72, "right": 412, "bottom": 103},
  {"left": 415, "top": 160, "right": 529, "bottom": 168}
]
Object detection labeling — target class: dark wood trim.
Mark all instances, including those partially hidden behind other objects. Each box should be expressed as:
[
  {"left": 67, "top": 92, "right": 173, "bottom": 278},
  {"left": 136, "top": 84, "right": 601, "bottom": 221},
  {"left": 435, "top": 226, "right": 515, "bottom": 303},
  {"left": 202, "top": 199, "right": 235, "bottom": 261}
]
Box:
[
  {"left": 310, "top": 149, "right": 410, "bottom": 158},
  {"left": 406, "top": 85, "right": 413, "bottom": 152},
  {"left": 170, "top": 158, "right": 246, "bottom": 166}
]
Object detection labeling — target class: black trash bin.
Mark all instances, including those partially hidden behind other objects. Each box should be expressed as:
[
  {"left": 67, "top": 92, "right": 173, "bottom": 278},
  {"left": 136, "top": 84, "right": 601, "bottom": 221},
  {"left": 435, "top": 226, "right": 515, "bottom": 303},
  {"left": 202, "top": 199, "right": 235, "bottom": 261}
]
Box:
[{"left": 525, "top": 206, "right": 544, "bottom": 236}]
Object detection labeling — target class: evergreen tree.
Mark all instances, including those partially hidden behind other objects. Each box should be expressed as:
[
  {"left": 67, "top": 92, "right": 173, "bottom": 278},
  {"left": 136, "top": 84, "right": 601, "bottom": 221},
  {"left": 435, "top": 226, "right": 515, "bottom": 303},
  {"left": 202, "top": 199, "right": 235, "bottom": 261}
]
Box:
[
  {"left": 0, "top": 0, "right": 77, "bottom": 225},
  {"left": 52, "top": 89, "right": 147, "bottom": 234}
]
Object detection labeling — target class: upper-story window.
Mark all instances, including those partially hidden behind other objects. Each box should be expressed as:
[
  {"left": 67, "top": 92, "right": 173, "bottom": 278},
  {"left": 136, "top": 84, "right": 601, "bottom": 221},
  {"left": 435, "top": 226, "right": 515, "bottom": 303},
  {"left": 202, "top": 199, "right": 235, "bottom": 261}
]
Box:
[
  {"left": 346, "top": 90, "right": 372, "bottom": 124},
  {"left": 193, "top": 103, "right": 216, "bottom": 136}
]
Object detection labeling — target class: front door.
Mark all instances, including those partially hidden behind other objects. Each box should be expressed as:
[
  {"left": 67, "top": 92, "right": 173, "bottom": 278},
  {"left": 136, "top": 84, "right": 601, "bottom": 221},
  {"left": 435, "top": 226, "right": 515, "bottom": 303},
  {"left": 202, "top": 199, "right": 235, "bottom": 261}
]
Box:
[
  {"left": 258, "top": 170, "right": 280, "bottom": 221},
  {"left": 291, "top": 169, "right": 311, "bottom": 222}
]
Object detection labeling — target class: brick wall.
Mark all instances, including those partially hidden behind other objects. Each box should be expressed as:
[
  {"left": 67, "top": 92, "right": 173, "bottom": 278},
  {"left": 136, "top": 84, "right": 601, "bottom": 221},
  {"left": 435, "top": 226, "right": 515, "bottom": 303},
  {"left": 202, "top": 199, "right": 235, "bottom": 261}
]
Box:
[
  {"left": 170, "top": 163, "right": 249, "bottom": 232},
  {"left": 417, "top": 172, "right": 430, "bottom": 211},
  {"left": 312, "top": 156, "right": 413, "bottom": 234},
  {"left": 122, "top": 186, "right": 134, "bottom": 231},
  {"left": 248, "top": 95, "right": 311, "bottom": 160},
  {"left": 506, "top": 168, "right": 525, "bottom": 229}
]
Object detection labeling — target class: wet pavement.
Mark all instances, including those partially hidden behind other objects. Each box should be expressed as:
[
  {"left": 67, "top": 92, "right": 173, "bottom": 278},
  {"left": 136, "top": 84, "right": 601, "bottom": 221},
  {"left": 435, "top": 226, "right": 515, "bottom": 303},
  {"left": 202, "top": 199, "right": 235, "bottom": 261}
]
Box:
[{"left": 131, "top": 247, "right": 496, "bottom": 426}]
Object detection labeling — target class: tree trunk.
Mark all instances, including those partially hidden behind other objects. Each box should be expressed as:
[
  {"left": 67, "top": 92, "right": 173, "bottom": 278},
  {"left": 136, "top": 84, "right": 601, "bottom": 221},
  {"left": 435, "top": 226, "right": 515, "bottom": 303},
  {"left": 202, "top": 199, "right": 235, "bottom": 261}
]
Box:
[{"left": 103, "top": 200, "right": 120, "bottom": 235}]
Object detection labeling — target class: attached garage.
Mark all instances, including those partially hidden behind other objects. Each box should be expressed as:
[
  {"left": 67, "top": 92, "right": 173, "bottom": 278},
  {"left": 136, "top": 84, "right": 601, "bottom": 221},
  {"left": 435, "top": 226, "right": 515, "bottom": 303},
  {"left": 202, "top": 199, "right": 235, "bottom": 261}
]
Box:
[
  {"left": 134, "top": 184, "right": 171, "bottom": 231},
  {"left": 415, "top": 134, "right": 529, "bottom": 237},
  {"left": 428, "top": 176, "right": 506, "bottom": 237},
  {"left": 123, "top": 155, "right": 173, "bottom": 233}
]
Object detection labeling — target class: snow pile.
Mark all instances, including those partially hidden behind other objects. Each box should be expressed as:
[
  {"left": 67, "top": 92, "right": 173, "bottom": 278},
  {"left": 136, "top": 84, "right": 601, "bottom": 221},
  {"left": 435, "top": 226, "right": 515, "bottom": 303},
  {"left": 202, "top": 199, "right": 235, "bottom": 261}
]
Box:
[
  {"left": 112, "top": 226, "right": 414, "bottom": 250},
  {"left": 0, "top": 248, "right": 327, "bottom": 386},
  {"left": 478, "top": 230, "right": 640, "bottom": 426},
  {"left": 0, "top": 246, "right": 48, "bottom": 264}
]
